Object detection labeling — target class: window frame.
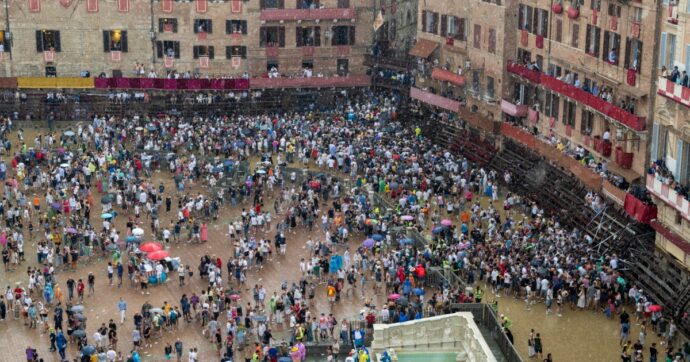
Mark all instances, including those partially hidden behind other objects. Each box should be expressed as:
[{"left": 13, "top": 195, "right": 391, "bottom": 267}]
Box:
[{"left": 36, "top": 30, "right": 61, "bottom": 52}]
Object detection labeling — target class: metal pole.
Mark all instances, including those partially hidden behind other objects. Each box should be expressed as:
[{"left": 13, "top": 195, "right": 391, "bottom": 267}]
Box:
[{"left": 150, "top": 0, "right": 156, "bottom": 65}]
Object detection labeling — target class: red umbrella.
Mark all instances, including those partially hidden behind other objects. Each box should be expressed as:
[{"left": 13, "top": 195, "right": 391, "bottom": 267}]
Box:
[
  {"left": 648, "top": 305, "right": 663, "bottom": 313},
  {"left": 147, "top": 250, "right": 169, "bottom": 261},
  {"left": 388, "top": 293, "right": 401, "bottom": 300},
  {"left": 139, "top": 242, "right": 163, "bottom": 253},
  {"left": 229, "top": 294, "right": 241, "bottom": 301}
]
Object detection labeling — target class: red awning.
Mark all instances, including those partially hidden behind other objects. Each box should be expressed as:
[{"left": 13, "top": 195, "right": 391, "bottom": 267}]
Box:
[
  {"left": 650, "top": 220, "right": 690, "bottom": 254},
  {"left": 408, "top": 38, "right": 439, "bottom": 58},
  {"left": 500, "top": 99, "right": 528, "bottom": 117},
  {"left": 431, "top": 68, "right": 465, "bottom": 87}
]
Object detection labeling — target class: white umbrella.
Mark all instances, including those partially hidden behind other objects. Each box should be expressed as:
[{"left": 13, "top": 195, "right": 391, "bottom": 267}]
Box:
[
  {"left": 60, "top": 163, "right": 70, "bottom": 168},
  {"left": 132, "top": 228, "right": 144, "bottom": 236}
]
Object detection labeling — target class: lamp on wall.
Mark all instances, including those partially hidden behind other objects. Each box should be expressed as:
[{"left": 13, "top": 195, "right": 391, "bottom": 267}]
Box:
[{"left": 112, "top": 29, "right": 122, "bottom": 43}]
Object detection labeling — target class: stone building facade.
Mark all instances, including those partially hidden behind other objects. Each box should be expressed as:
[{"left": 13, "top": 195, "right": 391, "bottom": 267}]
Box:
[{"left": 0, "top": 0, "right": 375, "bottom": 77}]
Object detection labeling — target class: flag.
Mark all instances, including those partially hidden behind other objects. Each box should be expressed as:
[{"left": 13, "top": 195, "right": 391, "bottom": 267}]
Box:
[
  {"left": 111, "top": 51, "right": 122, "bottom": 62},
  {"left": 196, "top": 0, "right": 207, "bottom": 13},
  {"left": 199, "top": 56, "right": 209, "bottom": 68},
  {"left": 87, "top": 0, "right": 98, "bottom": 12},
  {"left": 29, "top": 0, "right": 40, "bottom": 12},
  {"left": 231, "top": 0, "right": 242, "bottom": 13},
  {"left": 231, "top": 57, "right": 241, "bottom": 69},
  {"left": 162, "top": 0, "right": 172, "bottom": 13},
  {"left": 118, "top": 0, "right": 129, "bottom": 12},
  {"left": 44, "top": 50, "right": 55, "bottom": 62}
]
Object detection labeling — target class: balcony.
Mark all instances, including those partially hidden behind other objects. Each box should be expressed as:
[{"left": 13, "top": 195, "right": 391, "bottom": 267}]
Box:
[
  {"left": 363, "top": 54, "right": 413, "bottom": 70},
  {"left": 506, "top": 61, "right": 646, "bottom": 131},
  {"left": 500, "top": 99, "right": 528, "bottom": 117},
  {"left": 260, "top": 7, "right": 357, "bottom": 22},
  {"left": 410, "top": 87, "right": 460, "bottom": 112},
  {"left": 431, "top": 68, "right": 465, "bottom": 87},
  {"left": 647, "top": 173, "right": 690, "bottom": 220},
  {"left": 249, "top": 75, "right": 370, "bottom": 89},
  {"left": 657, "top": 76, "right": 690, "bottom": 108}
]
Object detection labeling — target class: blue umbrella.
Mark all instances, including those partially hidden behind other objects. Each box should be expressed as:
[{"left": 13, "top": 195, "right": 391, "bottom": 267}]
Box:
[
  {"left": 223, "top": 160, "right": 234, "bottom": 166},
  {"left": 100, "top": 213, "right": 113, "bottom": 219},
  {"left": 372, "top": 234, "right": 384, "bottom": 241},
  {"left": 399, "top": 238, "right": 415, "bottom": 246},
  {"left": 432, "top": 225, "right": 447, "bottom": 234},
  {"left": 126, "top": 236, "right": 139, "bottom": 243},
  {"left": 362, "top": 238, "right": 375, "bottom": 249},
  {"left": 413, "top": 288, "right": 425, "bottom": 296},
  {"left": 81, "top": 345, "right": 96, "bottom": 356}
]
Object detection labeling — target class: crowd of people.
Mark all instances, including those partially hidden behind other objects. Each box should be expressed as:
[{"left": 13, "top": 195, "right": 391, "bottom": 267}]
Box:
[{"left": 0, "top": 88, "right": 681, "bottom": 362}]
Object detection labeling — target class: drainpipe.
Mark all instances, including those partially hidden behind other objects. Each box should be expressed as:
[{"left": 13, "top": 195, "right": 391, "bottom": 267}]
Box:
[
  {"left": 645, "top": 0, "right": 664, "bottom": 169},
  {"left": 150, "top": 0, "right": 156, "bottom": 65},
  {"left": 4, "top": 0, "right": 11, "bottom": 69}
]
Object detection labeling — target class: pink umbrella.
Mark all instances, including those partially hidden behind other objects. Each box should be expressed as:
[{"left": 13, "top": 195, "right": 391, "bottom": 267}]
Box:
[
  {"left": 401, "top": 215, "right": 414, "bottom": 221},
  {"left": 648, "top": 305, "right": 663, "bottom": 313},
  {"left": 229, "top": 294, "right": 241, "bottom": 301},
  {"left": 388, "top": 293, "right": 401, "bottom": 300},
  {"left": 139, "top": 242, "right": 163, "bottom": 253},
  {"left": 441, "top": 219, "right": 453, "bottom": 226}
]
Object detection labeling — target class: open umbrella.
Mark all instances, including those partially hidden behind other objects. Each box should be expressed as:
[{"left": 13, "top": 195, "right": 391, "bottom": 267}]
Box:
[
  {"left": 396, "top": 296, "right": 409, "bottom": 306},
  {"left": 229, "top": 294, "right": 241, "bottom": 301},
  {"left": 648, "top": 305, "right": 663, "bottom": 313},
  {"left": 432, "top": 225, "right": 446, "bottom": 234},
  {"left": 441, "top": 219, "right": 453, "bottom": 227},
  {"left": 139, "top": 242, "right": 163, "bottom": 253},
  {"left": 399, "top": 238, "right": 415, "bottom": 246},
  {"left": 70, "top": 305, "right": 85, "bottom": 313},
  {"left": 81, "top": 345, "right": 96, "bottom": 356},
  {"left": 413, "top": 288, "right": 425, "bottom": 296},
  {"left": 135, "top": 126, "right": 143, "bottom": 131},
  {"left": 362, "top": 239, "right": 375, "bottom": 249},
  {"left": 126, "top": 236, "right": 139, "bottom": 243},
  {"left": 255, "top": 169, "right": 266, "bottom": 175},
  {"left": 132, "top": 228, "right": 145, "bottom": 236},
  {"left": 100, "top": 213, "right": 113, "bottom": 219},
  {"left": 388, "top": 293, "right": 400, "bottom": 300},
  {"left": 63, "top": 131, "right": 76, "bottom": 137},
  {"left": 72, "top": 329, "right": 86, "bottom": 338},
  {"left": 147, "top": 250, "right": 169, "bottom": 261},
  {"left": 372, "top": 234, "right": 384, "bottom": 241},
  {"left": 59, "top": 163, "right": 70, "bottom": 168},
  {"left": 105, "top": 243, "right": 119, "bottom": 252},
  {"left": 401, "top": 215, "right": 414, "bottom": 221},
  {"left": 73, "top": 313, "right": 87, "bottom": 321},
  {"left": 66, "top": 227, "right": 78, "bottom": 234},
  {"left": 100, "top": 196, "right": 112, "bottom": 204},
  {"left": 150, "top": 308, "right": 163, "bottom": 314}
]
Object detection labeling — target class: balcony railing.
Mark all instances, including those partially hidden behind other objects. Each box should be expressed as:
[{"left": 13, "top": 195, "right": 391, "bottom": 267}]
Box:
[
  {"left": 410, "top": 87, "right": 460, "bottom": 112},
  {"left": 249, "top": 75, "right": 370, "bottom": 89},
  {"left": 657, "top": 76, "right": 690, "bottom": 108},
  {"left": 363, "top": 54, "right": 413, "bottom": 70},
  {"left": 647, "top": 173, "right": 690, "bottom": 220},
  {"left": 506, "top": 61, "right": 646, "bottom": 131},
  {"left": 260, "top": 7, "right": 357, "bottom": 21}
]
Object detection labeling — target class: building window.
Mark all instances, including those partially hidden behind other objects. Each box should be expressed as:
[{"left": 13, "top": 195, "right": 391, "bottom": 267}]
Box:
[
  {"left": 0, "top": 31, "right": 10, "bottom": 53},
  {"left": 421, "top": 11, "right": 438, "bottom": 34},
  {"left": 389, "top": 18, "right": 397, "bottom": 41},
  {"left": 659, "top": 32, "right": 676, "bottom": 70},
  {"left": 337, "top": 0, "right": 349, "bottom": 8},
  {"left": 624, "top": 38, "right": 643, "bottom": 72},
  {"left": 544, "top": 92, "right": 560, "bottom": 118},
  {"left": 518, "top": 4, "right": 533, "bottom": 31},
  {"left": 473, "top": 24, "right": 481, "bottom": 49},
  {"left": 581, "top": 110, "right": 594, "bottom": 135},
  {"left": 486, "top": 76, "right": 495, "bottom": 99},
  {"left": 518, "top": 48, "right": 531, "bottom": 64},
  {"left": 193, "top": 45, "right": 214, "bottom": 59},
  {"left": 585, "top": 25, "right": 601, "bottom": 56},
  {"left": 267, "top": 60, "right": 279, "bottom": 72},
  {"left": 260, "top": 0, "right": 284, "bottom": 9},
  {"left": 631, "top": 7, "right": 643, "bottom": 23},
  {"left": 337, "top": 59, "right": 349, "bottom": 76},
  {"left": 603, "top": 30, "right": 620, "bottom": 65},
  {"left": 571, "top": 23, "right": 579, "bottom": 48},
  {"left": 488, "top": 28, "right": 496, "bottom": 54},
  {"left": 297, "top": 0, "right": 319, "bottom": 9},
  {"left": 158, "top": 18, "right": 178, "bottom": 33},
  {"left": 296, "top": 26, "right": 321, "bottom": 47},
  {"left": 260, "top": 26, "right": 286, "bottom": 47},
  {"left": 103, "top": 30, "right": 128, "bottom": 52},
  {"left": 533, "top": 8, "right": 548, "bottom": 37},
  {"left": 563, "top": 100, "right": 576, "bottom": 127},
  {"left": 607, "top": 3, "right": 621, "bottom": 17},
  {"left": 156, "top": 40, "right": 180, "bottom": 58},
  {"left": 471, "top": 71, "right": 481, "bottom": 93},
  {"left": 194, "top": 19, "right": 212, "bottom": 34},
  {"left": 331, "top": 26, "right": 355, "bottom": 46},
  {"left": 591, "top": 0, "right": 600, "bottom": 10},
  {"left": 226, "top": 20, "right": 247, "bottom": 35},
  {"left": 449, "top": 17, "right": 467, "bottom": 41},
  {"left": 36, "top": 30, "right": 61, "bottom": 52},
  {"left": 226, "top": 46, "right": 247, "bottom": 59}
]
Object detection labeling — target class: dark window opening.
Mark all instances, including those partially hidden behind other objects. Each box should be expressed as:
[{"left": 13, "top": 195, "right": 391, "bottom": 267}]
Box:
[
  {"left": 103, "top": 30, "right": 128, "bottom": 52},
  {"left": 36, "top": 30, "right": 61, "bottom": 52}
]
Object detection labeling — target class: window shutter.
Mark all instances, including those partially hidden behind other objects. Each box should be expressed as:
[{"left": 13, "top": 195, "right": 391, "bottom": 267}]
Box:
[
  {"left": 624, "top": 37, "right": 631, "bottom": 68},
  {"left": 260, "top": 27, "right": 267, "bottom": 47},
  {"left": 193, "top": 46, "right": 199, "bottom": 59},
  {"left": 103, "top": 30, "right": 110, "bottom": 52},
  {"left": 194, "top": 19, "right": 199, "bottom": 34},
  {"left": 121, "top": 31, "right": 128, "bottom": 52},
  {"left": 542, "top": 10, "right": 549, "bottom": 37},
  {"left": 685, "top": 45, "right": 690, "bottom": 73},
  {"left": 677, "top": 139, "right": 684, "bottom": 181},
  {"left": 54, "top": 32, "right": 61, "bottom": 52},
  {"left": 296, "top": 26, "right": 303, "bottom": 47},
  {"left": 532, "top": 7, "right": 538, "bottom": 34},
  {"left": 651, "top": 123, "right": 659, "bottom": 161},
  {"left": 172, "top": 19, "right": 178, "bottom": 33},
  {"left": 432, "top": 12, "right": 438, "bottom": 34},
  {"left": 660, "top": 32, "right": 667, "bottom": 69},
  {"left": 669, "top": 34, "right": 676, "bottom": 68},
  {"left": 159, "top": 19, "right": 164, "bottom": 32},
  {"left": 526, "top": 6, "right": 532, "bottom": 31},
  {"left": 602, "top": 31, "right": 609, "bottom": 61},
  {"left": 422, "top": 10, "right": 427, "bottom": 32},
  {"left": 278, "top": 26, "right": 285, "bottom": 47},
  {"left": 571, "top": 23, "right": 579, "bottom": 48},
  {"left": 349, "top": 26, "right": 355, "bottom": 45},
  {"left": 636, "top": 41, "right": 642, "bottom": 71},
  {"left": 314, "top": 27, "right": 321, "bottom": 46},
  {"left": 226, "top": 20, "right": 231, "bottom": 34},
  {"left": 518, "top": 5, "right": 524, "bottom": 29},
  {"left": 278, "top": 0, "right": 284, "bottom": 8},
  {"left": 208, "top": 46, "right": 214, "bottom": 59},
  {"left": 441, "top": 15, "right": 447, "bottom": 37},
  {"left": 242, "top": 21, "right": 247, "bottom": 34},
  {"left": 226, "top": 46, "right": 232, "bottom": 59},
  {"left": 207, "top": 20, "right": 212, "bottom": 34},
  {"left": 556, "top": 19, "right": 562, "bottom": 42},
  {"left": 156, "top": 41, "right": 163, "bottom": 58},
  {"left": 585, "top": 25, "right": 592, "bottom": 53},
  {"left": 36, "top": 30, "right": 43, "bottom": 52},
  {"left": 173, "top": 42, "right": 180, "bottom": 58},
  {"left": 260, "top": 0, "right": 265, "bottom": 8}
]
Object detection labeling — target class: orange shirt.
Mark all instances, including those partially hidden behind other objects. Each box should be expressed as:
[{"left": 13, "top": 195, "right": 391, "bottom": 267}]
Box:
[{"left": 33, "top": 197, "right": 40, "bottom": 206}]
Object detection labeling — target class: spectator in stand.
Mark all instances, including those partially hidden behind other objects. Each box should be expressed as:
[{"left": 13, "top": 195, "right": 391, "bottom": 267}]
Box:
[
  {"left": 670, "top": 66, "right": 680, "bottom": 83},
  {"left": 682, "top": 71, "right": 689, "bottom": 87}
]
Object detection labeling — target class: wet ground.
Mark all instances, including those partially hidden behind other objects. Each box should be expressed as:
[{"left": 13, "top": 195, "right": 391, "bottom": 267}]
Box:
[{"left": 0, "top": 122, "right": 674, "bottom": 362}]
